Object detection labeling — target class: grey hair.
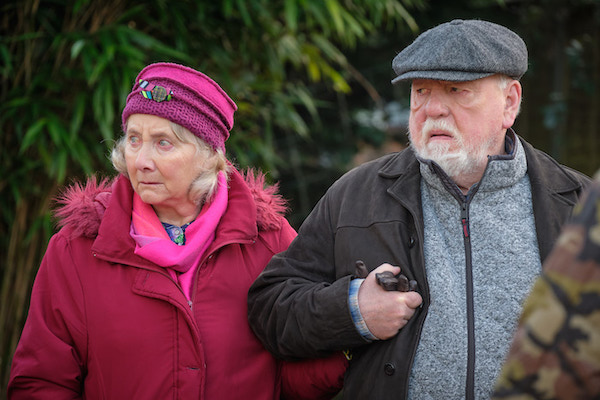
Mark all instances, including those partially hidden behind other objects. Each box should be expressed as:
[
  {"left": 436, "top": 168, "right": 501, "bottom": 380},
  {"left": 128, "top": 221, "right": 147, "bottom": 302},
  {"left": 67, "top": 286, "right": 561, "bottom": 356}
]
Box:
[
  {"left": 497, "top": 74, "right": 512, "bottom": 90},
  {"left": 111, "top": 121, "right": 229, "bottom": 206}
]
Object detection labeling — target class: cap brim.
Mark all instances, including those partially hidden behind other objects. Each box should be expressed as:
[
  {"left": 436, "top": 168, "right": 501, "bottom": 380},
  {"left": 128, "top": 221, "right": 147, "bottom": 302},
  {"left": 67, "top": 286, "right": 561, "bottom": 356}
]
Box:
[{"left": 391, "top": 70, "right": 495, "bottom": 84}]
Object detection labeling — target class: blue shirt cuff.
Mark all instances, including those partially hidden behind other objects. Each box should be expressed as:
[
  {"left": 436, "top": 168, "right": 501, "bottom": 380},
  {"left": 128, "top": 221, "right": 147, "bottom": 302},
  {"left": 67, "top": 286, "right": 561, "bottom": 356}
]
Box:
[{"left": 348, "top": 278, "right": 378, "bottom": 341}]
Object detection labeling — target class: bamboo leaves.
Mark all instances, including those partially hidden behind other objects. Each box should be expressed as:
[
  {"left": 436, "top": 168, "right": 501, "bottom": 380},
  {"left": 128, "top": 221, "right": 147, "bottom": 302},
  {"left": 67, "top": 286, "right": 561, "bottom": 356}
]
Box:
[{"left": 0, "top": 0, "right": 424, "bottom": 392}]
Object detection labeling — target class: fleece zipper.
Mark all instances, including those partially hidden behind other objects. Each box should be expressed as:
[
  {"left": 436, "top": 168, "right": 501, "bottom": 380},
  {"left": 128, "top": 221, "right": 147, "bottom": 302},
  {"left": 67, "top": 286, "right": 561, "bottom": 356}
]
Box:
[
  {"left": 461, "top": 200, "right": 475, "bottom": 400},
  {"left": 433, "top": 165, "right": 479, "bottom": 400}
]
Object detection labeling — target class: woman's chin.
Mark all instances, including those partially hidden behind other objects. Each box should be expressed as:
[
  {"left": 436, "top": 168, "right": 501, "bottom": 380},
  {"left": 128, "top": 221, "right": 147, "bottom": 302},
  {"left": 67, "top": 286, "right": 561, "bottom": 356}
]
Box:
[{"left": 136, "top": 190, "right": 166, "bottom": 206}]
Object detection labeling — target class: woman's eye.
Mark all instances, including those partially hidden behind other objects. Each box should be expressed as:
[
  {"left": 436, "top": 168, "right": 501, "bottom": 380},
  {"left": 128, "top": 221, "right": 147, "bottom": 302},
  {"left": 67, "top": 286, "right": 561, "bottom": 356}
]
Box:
[
  {"left": 158, "top": 139, "right": 172, "bottom": 147},
  {"left": 127, "top": 135, "right": 139, "bottom": 145}
]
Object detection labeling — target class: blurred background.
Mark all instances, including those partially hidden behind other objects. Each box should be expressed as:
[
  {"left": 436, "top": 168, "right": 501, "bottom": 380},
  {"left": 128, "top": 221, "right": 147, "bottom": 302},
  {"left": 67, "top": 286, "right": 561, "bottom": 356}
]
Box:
[{"left": 1, "top": 0, "right": 599, "bottom": 394}]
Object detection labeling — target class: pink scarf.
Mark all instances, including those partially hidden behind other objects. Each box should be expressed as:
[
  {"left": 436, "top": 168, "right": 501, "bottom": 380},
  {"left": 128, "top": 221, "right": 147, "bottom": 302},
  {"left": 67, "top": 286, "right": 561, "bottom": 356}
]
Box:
[{"left": 130, "top": 172, "right": 228, "bottom": 300}]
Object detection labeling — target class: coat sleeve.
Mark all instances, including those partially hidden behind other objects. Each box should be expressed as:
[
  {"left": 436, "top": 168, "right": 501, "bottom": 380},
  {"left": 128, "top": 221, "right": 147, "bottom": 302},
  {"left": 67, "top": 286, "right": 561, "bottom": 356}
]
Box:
[
  {"left": 280, "top": 352, "right": 349, "bottom": 400},
  {"left": 248, "top": 186, "right": 367, "bottom": 360},
  {"left": 8, "top": 234, "right": 87, "bottom": 399},
  {"left": 259, "top": 215, "right": 350, "bottom": 399},
  {"left": 492, "top": 178, "right": 600, "bottom": 399}
]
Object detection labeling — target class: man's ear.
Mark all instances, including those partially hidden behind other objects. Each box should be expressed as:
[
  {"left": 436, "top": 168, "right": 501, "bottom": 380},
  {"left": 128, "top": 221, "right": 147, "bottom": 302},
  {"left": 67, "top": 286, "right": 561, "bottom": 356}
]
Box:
[{"left": 502, "top": 80, "right": 522, "bottom": 129}]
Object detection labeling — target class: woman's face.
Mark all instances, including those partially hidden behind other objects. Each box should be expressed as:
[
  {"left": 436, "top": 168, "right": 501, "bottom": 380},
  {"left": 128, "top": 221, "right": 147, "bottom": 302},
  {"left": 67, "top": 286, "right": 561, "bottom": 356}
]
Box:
[{"left": 125, "top": 114, "right": 203, "bottom": 224}]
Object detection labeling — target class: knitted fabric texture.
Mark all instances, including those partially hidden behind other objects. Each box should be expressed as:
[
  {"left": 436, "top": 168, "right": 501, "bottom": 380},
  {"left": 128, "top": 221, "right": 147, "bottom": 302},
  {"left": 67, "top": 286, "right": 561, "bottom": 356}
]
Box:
[
  {"left": 408, "top": 136, "right": 541, "bottom": 399},
  {"left": 122, "top": 62, "right": 237, "bottom": 152}
]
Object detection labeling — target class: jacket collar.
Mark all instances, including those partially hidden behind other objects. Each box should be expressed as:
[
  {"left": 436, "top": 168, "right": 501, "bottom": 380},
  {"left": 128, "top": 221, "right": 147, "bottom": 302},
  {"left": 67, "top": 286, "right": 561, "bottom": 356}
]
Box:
[
  {"left": 208, "top": 168, "right": 258, "bottom": 249},
  {"left": 92, "top": 170, "right": 259, "bottom": 267},
  {"left": 92, "top": 176, "right": 146, "bottom": 267},
  {"left": 417, "top": 130, "right": 528, "bottom": 200},
  {"left": 378, "top": 148, "right": 424, "bottom": 224},
  {"left": 377, "top": 131, "right": 588, "bottom": 262},
  {"left": 378, "top": 130, "right": 585, "bottom": 198},
  {"left": 519, "top": 135, "right": 588, "bottom": 260}
]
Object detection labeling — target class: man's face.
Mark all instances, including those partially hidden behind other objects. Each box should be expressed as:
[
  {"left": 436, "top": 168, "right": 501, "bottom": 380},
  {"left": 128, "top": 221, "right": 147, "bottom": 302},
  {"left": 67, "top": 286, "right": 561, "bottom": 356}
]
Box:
[{"left": 408, "top": 76, "right": 514, "bottom": 179}]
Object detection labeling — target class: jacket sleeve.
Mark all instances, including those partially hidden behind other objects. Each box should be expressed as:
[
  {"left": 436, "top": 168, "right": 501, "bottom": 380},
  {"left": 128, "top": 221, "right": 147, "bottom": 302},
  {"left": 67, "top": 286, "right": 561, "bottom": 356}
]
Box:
[
  {"left": 248, "top": 186, "right": 367, "bottom": 360},
  {"left": 258, "top": 216, "right": 350, "bottom": 399},
  {"left": 492, "top": 178, "right": 600, "bottom": 399},
  {"left": 280, "top": 352, "right": 349, "bottom": 400},
  {"left": 8, "top": 234, "right": 87, "bottom": 399}
]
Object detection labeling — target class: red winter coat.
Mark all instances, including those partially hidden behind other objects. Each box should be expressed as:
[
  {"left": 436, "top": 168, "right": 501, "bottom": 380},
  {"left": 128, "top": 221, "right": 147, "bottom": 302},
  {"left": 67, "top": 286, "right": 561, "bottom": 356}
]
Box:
[{"left": 8, "top": 169, "right": 346, "bottom": 400}]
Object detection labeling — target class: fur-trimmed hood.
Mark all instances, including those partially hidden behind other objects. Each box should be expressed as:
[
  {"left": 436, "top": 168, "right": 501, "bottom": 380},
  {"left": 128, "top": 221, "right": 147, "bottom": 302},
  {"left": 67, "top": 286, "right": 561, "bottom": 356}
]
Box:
[{"left": 54, "top": 169, "right": 289, "bottom": 239}]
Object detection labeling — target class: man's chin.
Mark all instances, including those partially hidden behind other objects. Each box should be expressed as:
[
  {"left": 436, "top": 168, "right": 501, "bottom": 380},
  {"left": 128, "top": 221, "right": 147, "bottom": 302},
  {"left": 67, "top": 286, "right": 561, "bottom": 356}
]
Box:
[
  {"left": 421, "top": 142, "right": 456, "bottom": 157},
  {"left": 428, "top": 152, "right": 477, "bottom": 177},
  {"left": 412, "top": 143, "right": 478, "bottom": 175},
  {"left": 419, "top": 147, "right": 462, "bottom": 165}
]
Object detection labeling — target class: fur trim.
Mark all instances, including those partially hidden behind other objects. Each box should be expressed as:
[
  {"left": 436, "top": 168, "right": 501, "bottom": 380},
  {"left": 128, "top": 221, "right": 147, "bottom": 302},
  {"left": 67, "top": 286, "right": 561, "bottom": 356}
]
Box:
[
  {"left": 54, "top": 176, "right": 114, "bottom": 239},
  {"left": 240, "top": 168, "right": 289, "bottom": 231},
  {"left": 54, "top": 170, "right": 288, "bottom": 238}
]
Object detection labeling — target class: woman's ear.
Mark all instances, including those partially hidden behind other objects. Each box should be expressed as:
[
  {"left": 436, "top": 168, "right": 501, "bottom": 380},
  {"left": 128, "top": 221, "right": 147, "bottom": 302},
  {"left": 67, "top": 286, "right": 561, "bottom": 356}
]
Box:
[{"left": 502, "top": 80, "right": 522, "bottom": 129}]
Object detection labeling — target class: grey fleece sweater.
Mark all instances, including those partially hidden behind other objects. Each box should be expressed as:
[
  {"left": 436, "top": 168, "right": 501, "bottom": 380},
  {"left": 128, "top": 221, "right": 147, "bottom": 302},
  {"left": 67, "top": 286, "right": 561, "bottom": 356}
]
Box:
[{"left": 408, "top": 137, "right": 541, "bottom": 399}]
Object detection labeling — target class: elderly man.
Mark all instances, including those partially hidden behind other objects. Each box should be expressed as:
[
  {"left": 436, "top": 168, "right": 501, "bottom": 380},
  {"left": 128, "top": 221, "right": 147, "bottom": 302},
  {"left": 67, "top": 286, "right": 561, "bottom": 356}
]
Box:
[{"left": 248, "top": 20, "right": 590, "bottom": 399}]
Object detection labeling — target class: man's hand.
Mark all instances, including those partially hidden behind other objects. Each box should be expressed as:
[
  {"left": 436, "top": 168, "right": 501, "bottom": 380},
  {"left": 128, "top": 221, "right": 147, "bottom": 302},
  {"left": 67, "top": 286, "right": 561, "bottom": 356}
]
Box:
[{"left": 357, "top": 263, "right": 423, "bottom": 340}]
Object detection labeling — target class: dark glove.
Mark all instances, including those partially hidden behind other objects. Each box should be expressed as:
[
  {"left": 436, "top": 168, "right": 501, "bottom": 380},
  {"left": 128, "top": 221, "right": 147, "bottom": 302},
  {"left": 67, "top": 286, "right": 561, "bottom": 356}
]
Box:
[{"left": 355, "top": 260, "right": 417, "bottom": 292}]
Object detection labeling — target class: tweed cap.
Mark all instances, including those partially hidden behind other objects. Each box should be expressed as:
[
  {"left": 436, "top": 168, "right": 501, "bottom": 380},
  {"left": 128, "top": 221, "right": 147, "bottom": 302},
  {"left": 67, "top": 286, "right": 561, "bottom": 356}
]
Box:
[
  {"left": 392, "top": 19, "right": 528, "bottom": 84},
  {"left": 122, "top": 62, "right": 237, "bottom": 152}
]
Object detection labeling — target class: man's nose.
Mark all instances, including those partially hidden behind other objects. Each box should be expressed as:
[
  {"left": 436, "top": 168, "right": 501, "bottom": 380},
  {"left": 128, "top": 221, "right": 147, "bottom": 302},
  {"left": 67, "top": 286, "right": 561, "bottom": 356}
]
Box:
[{"left": 424, "top": 92, "right": 449, "bottom": 118}]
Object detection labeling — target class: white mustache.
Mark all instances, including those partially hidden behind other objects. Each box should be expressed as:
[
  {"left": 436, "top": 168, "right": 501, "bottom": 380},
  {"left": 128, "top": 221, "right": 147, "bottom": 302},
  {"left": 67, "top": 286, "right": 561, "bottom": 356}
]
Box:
[{"left": 422, "top": 119, "right": 462, "bottom": 140}]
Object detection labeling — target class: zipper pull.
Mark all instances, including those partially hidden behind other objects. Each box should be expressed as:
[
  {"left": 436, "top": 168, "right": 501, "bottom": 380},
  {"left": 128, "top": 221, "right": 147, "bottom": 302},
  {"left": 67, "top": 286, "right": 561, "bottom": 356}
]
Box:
[
  {"left": 188, "top": 300, "right": 193, "bottom": 310},
  {"left": 461, "top": 204, "right": 469, "bottom": 238}
]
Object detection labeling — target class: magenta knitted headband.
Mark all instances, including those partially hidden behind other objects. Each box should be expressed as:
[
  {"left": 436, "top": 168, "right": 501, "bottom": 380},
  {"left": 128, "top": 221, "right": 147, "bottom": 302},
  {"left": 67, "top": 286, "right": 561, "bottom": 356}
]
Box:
[{"left": 122, "top": 62, "right": 237, "bottom": 152}]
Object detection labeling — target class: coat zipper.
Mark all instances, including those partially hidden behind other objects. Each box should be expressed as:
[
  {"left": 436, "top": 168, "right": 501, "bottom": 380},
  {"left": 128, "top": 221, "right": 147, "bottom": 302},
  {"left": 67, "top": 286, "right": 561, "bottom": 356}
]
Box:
[{"left": 461, "top": 201, "right": 475, "bottom": 400}]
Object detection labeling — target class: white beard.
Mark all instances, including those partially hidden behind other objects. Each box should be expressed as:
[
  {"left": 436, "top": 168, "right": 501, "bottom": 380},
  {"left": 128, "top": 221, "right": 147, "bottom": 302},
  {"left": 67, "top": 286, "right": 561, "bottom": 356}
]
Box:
[{"left": 410, "top": 119, "right": 492, "bottom": 180}]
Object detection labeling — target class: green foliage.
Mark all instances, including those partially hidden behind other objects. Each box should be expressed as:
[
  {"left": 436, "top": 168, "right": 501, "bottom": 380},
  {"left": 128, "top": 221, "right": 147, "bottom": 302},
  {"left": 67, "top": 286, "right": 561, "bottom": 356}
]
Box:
[
  {"left": 0, "top": 0, "right": 423, "bottom": 393},
  {"left": 2, "top": 0, "right": 599, "bottom": 395}
]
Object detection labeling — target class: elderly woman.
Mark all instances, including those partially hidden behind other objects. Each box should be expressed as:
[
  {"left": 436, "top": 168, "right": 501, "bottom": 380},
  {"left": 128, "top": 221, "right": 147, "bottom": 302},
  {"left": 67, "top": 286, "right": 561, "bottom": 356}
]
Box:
[{"left": 8, "top": 62, "right": 346, "bottom": 399}]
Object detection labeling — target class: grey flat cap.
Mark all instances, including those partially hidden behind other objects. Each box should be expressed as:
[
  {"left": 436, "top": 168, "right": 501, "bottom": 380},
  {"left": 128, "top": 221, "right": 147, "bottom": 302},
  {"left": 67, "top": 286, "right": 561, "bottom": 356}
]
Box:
[{"left": 392, "top": 19, "right": 528, "bottom": 84}]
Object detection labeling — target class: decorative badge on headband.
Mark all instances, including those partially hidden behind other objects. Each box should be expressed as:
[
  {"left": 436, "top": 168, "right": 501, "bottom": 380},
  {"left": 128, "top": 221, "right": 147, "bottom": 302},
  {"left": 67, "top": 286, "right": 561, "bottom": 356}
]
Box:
[{"left": 139, "top": 79, "right": 173, "bottom": 102}]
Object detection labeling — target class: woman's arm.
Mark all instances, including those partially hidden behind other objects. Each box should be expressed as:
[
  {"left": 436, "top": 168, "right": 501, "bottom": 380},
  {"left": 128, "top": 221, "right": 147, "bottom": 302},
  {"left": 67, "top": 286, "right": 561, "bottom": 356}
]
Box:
[{"left": 8, "top": 234, "right": 87, "bottom": 399}]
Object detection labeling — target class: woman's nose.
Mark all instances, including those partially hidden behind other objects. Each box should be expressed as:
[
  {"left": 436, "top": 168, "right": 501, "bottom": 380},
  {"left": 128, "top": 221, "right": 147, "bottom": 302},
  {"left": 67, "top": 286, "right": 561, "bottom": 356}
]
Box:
[{"left": 134, "top": 144, "right": 155, "bottom": 171}]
